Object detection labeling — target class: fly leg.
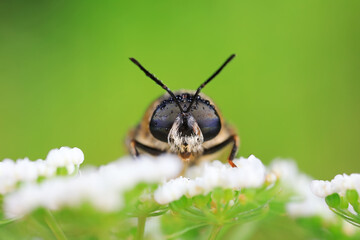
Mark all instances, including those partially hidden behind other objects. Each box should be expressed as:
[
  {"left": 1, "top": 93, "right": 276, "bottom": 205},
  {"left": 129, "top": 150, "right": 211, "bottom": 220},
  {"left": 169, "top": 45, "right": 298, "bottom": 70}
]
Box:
[{"left": 203, "top": 135, "right": 239, "bottom": 167}]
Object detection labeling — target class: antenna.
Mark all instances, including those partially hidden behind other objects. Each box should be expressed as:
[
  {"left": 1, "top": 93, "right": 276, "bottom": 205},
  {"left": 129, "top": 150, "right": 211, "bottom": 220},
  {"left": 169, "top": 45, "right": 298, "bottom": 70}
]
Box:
[
  {"left": 185, "top": 54, "right": 236, "bottom": 112},
  {"left": 129, "top": 58, "right": 184, "bottom": 112}
]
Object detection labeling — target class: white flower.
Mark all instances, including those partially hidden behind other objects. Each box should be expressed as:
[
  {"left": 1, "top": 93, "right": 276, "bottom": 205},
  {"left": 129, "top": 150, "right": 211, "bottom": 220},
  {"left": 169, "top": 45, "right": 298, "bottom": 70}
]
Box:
[
  {"left": 46, "top": 147, "right": 84, "bottom": 168},
  {"left": 185, "top": 178, "right": 203, "bottom": 197},
  {"left": 311, "top": 173, "right": 360, "bottom": 235},
  {"left": 311, "top": 173, "right": 360, "bottom": 198},
  {"left": 154, "top": 155, "right": 267, "bottom": 205},
  {"left": 310, "top": 180, "right": 333, "bottom": 198},
  {"left": 0, "top": 147, "right": 85, "bottom": 195},
  {"left": 351, "top": 173, "right": 360, "bottom": 194},
  {"left": 269, "top": 159, "right": 334, "bottom": 219},
  {"left": 268, "top": 159, "right": 299, "bottom": 188},
  {"left": 286, "top": 195, "right": 332, "bottom": 219},
  {"left": 265, "top": 172, "right": 277, "bottom": 184},
  {"left": 154, "top": 177, "right": 190, "bottom": 204},
  {"left": 232, "top": 155, "right": 266, "bottom": 188},
  {"left": 4, "top": 154, "right": 182, "bottom": 218},
  {"left": 331, "top": 174, "right": 355, "bottom": 196},
  {"left": 286, "top": 177, "right": 334, "bottom": 220},
  {"left": 35, "top": 160, "right": 56, "bottom": 178}
]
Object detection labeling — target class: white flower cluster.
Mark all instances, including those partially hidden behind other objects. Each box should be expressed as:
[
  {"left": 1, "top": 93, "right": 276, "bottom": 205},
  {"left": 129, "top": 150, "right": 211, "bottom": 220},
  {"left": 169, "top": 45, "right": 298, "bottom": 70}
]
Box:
[
  {"left": 0, "top": 147, "right": 84, "bottom": 194},
  {"left": 4, "top": 154, "right": 182, "bottom": 218},
  {"left": 154, "top": 155, "right": 266, "bottom": 204},
  {"left": 46, "top": 147, "right": 84, "bottom": 174},
  {"left": 311, "top": 174, "right": 360, "bottom": 198},
  {"left": 268, "top": 160, "right": 334, "bottom": 219}
]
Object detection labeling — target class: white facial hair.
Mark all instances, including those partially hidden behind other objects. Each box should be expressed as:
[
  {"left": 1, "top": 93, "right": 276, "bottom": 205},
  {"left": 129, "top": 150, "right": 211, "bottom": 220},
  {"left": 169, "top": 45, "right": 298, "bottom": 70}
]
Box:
[{"left": 168, "top": 115, "right": 204, "bottom": 155}]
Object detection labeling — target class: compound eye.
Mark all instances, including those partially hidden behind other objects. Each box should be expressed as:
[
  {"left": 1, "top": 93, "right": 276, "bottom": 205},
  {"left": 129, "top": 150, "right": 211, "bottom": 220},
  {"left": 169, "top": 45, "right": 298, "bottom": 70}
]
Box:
[
  {"left": 150, "top": 102, "right": 180, "bottom": 142},
  {"left": 190, "top": 101, "right": 221, "bottom": 141}
]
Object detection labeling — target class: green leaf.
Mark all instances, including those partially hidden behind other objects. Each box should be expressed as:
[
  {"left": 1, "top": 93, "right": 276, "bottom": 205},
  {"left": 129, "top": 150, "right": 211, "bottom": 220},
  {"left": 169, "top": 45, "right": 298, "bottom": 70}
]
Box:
[
  {"left": 346, "top": 189, "right": 360, "bottom": 214},
  {"left": 325, "top": 193, "right": 340, "bottom": 208},
  {"left": 0, "top": 218, "right": 17, "bottom": 226},
  {"left": 339, "top": 196, "right": 349, "bottom": 209},
  {"left": 346, "top": 189, "right": 359, "bottom": 204}
]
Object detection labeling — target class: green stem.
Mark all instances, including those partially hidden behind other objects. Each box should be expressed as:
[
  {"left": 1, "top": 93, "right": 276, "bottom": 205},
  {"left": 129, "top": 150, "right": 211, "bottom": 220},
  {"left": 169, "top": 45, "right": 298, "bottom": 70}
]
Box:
[
  {"left": 44, "top": 209, "right": 68, "bottom": 240},
  {"left": 165, "top": 223, "right": 208, "bottom": 239},
  {"left": 208, "top": 225, "right": 222, "bottom": 240},
  {"left": 136, "top": 216, "right": 146, "bottom": 240}
]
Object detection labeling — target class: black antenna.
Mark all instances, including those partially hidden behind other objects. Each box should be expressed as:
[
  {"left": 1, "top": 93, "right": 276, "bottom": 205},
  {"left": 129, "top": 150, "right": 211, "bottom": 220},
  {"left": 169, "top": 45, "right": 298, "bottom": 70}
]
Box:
[
  {"left": 129, "top": 58, "right": 184, "bottom": 112},
  {"left": 185, "top": 54, "right": 236, "bottom": 112}
]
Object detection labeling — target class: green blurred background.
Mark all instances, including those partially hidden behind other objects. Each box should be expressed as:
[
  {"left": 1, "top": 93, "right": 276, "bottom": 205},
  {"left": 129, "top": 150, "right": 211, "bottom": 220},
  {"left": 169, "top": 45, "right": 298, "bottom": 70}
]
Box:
[{"left": 1, "top": 0, "right": 359, "bottom": 181}]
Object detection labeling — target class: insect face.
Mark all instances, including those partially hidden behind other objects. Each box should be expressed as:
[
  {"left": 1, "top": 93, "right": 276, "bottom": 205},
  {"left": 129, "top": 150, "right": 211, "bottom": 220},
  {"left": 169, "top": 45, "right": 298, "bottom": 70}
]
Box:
[
  {"left": 149, "top": 93, "right": 221, "bottom": 142},
  {"left": 167, "top": 112, "right": 204, "bottom": 159},
  {"left": 127, "top": 55, "right": 239, "bottom": 167}
]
